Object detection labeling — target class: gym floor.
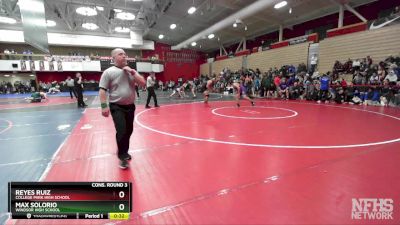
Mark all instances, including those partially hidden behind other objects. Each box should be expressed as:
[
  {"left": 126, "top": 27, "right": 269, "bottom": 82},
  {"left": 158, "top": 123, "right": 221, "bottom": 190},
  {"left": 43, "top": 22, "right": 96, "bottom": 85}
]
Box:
[{"left": 1, "top": 90, "right": 399, "bottom": 225}]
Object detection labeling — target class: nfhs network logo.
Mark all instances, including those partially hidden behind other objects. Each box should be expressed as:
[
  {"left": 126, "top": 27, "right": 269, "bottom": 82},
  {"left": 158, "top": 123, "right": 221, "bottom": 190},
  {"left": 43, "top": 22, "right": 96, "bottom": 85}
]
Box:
[{"left": 351, "top": 198, "right": 393, "bottom": 220}]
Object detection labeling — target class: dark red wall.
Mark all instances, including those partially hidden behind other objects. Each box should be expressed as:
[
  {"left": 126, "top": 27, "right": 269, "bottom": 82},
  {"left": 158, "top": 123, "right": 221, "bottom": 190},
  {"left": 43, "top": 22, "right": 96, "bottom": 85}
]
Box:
[
  {"left": 36, "top": 72, "right": 101, "bottom": 83},
  {"left": 17, "top": 0, "right": 400, "bottom": 83},
  {"left": 142, "top": 42, "right": 206, "bottom": 82}
]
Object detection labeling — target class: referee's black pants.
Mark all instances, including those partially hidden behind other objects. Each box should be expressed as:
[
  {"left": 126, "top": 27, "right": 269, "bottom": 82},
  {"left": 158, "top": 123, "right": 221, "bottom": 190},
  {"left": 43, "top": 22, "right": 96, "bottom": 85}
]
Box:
[
  {"left": 110, "top": 103, "right": 136, "bottom": 160},
  {"left": 75, "top": 88, "right": 85, "bottom": 107}
]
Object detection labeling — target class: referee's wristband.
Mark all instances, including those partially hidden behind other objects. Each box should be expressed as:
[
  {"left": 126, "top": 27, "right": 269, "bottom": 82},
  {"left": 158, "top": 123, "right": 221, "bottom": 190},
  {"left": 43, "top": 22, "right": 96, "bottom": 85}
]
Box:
[{"left": 101, "top": 103, "right": 108, "bottom": 109}]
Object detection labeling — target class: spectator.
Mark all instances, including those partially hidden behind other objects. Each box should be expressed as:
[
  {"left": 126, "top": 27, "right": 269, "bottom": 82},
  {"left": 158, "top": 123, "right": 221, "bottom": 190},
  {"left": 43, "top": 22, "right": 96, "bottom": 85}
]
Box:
[
  {"left": 287, "top": 74, "right": 295, "bottom": 86},
  {"left": 366, "top": 56, "right": 373, "bottom": 67},
  {"left": 263, "top": 73, "right": 275, "bottom": 98},
  {"left": 278, "top": 78, "right": 289, "bottom": 99},
  {"left": 378, "top": 63, "right": 387, "bottom": 82},
  {"left": 343, "top": 58, "right": 353, "bottom": 73},
  {"left": 310, "top": 55, "right": 318, "bottom": 74},
  {"left": 318, "top": 73, "right": 330, "bottom": 103},
  {"left": 353, "top": 71, "right": 365, "bottom": 85},
  {"left": 273, "top": 73, "right": 281, "bottom": 91},
  {"left": 364, "top": 87, "right": 380, "bottom": 106},
  {"left": 385, "top": 69, "right": 398, "bottom": 85},
  {"left": 341, "top": 78, "right": 348, "bottom": 87},
  {"left": 288, "top": 64, "right": 296, "bottom": 75},
  {"left": 369, "top": 72, "right": 380, "bottom": 85},
  {"left": 298, "top": 63, "right": 307, "bottom": 73},
  {"left": 289, "top": 81, "right": 303, "bottom": 99},
  {"left": 380, "top": 79, "right": 393, "bottom": 106},
  {"left": 334, "top": 87, "right": 345, "bottom": 104},
  {"left": 352, "top": 58, "right": 361, "bottom": 71},
  {"left": 254, "top": 76, "right": 260, "bottom": 95},
  {"left": 295, "top": 71, "right": 305, "bottom": 84},
  {"left": 158, "top": 80, "right": 164, "bottom": 90}
]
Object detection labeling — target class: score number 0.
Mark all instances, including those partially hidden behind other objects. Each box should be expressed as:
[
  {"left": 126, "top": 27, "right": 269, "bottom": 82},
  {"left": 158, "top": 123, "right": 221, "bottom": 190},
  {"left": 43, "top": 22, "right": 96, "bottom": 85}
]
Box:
[{"left": 119, "top": 191, "right": 125, "bottom": 211}]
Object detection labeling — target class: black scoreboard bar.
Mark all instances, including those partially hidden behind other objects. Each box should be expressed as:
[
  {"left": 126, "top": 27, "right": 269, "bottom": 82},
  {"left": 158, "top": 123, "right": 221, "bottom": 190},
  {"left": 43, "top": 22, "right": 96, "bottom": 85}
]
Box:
[{"left": 8, "top": 182, "right": 132, "bottom": 220}]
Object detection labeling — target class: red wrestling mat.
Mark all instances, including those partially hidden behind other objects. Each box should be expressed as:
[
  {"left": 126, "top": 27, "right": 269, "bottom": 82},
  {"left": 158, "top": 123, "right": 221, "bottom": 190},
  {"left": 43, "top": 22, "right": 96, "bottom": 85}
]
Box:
[{"left": 7, "top": 100, "right": 400, "bottom": 225}]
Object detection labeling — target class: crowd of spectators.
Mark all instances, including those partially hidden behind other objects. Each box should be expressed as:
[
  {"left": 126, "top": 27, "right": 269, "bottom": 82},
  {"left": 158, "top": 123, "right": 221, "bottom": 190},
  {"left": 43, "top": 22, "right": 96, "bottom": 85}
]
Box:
[
  {"left": 188, "top": 56, "right": 400, "bottom": 107},
  {"left": 0, "top": 80, "right": 34, "bottom": 94},
  {"left": 0, "top": 79, "right": 99, "bottom": 94},
  {"left": 142, "top": 54, "right": 400, "bottom": 107},
  {"left": 2, "top": 49, "right": 34, "bottom": 60},
  {"left": 1, "top": 54, "right": 399, "bottom": 107}
]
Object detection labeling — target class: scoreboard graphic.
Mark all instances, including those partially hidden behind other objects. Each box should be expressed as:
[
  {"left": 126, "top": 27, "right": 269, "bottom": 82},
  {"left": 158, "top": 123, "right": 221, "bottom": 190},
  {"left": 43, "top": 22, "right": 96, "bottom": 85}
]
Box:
[{"left": 8, "top": 182, "right": 132, "bottom": 220}]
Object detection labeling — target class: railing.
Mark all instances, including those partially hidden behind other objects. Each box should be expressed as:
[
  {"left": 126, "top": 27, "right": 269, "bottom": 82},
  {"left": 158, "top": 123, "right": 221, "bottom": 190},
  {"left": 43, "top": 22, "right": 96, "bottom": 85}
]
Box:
[
  {"left": 0, "top": 53, "right": 46, "bottom": 61},
  {"left": 0, "top": 53, "right": 164, "bottom": 64}
]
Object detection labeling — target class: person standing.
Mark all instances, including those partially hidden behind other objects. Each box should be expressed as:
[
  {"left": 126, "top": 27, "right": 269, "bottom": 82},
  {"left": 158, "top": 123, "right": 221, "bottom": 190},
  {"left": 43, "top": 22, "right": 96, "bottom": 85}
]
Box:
[
  {"left": 135, "top": 85, "right": 140, "bottom": 99},
  {"left": 99, "top": 48, "right": 146, "bottom": 169},
  {"left": 65, "top": 76, "right": 77, "bottom": 99},
  {"left": 318, "top": 73, "right": 330, "bottom": 103},
  {"left": 74, "top": 73, "right": 87, "bottom": 107},
  {"left": 203, "top": 77, "right": 216, "bottom": 103},
  {"left": 145, "top": 72, "right": 159, "bottom": 108}
]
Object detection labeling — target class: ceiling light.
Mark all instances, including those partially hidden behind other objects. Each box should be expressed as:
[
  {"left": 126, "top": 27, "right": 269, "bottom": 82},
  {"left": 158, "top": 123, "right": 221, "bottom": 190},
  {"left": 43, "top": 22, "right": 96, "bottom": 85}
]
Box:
[
  {"left": 191, "top": 42, "right": 197, "bottom": 46},
  {"left": 274, "top": 1, "right": 287, "bottom": 9},
  {"left": 188, "top": 6, "right": 196, "bottom": 14},
  {"left": 4, "top": 75, "right": 10, "bottom": 77},
  {"left": 29, "top": 74, "right": 35, "bottom": 77},
  {"left": 244, "top": 26, "right": 247, "bottom": 31},
  {"left": 170, "top": 23, "right": 176, "bottom": 29},
  {"left": 0, "top": 16, "right": 17, "bottom": 24},
  {"left": 96, "top": 6, "right": 104, "bottom": 11},
  {"left": 115, "top": 26, "right": 130, "bottom": 33},
  {"left": 76, "top": 7, "right": 97, "bottom": 16},
  {"left": 289, "top": 8, "right": 292, "bottom": 14},
  {"left": 46, "top": 20, "right": 56, "bottom": 27},
  {"left": 208, "top": 34, "right": 215, "bottom": 39},
  {"left": 82, "top": 23, "right": 98, "bottom": 30},
  {"left": 233, "top": 23, "right": 237, "bottom": 28},
  {"left": 158, "top": 34, "right": 164, "bottom": 39},
  {"left": 116, "top": 12, "right": 135, "bottom": 20},
  {"left": 113, "top": 9, "right": 123, "bottom": 13}
]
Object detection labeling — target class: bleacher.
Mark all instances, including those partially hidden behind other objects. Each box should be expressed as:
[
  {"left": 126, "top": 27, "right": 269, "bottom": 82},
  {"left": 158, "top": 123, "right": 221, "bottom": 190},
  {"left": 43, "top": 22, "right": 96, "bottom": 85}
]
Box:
[
  {"left": 213, "top": 56, "right": 244, "bottom": 75},
  {"left": 318, "top": 24, "right": 400, "bottom": 73},
  {"left": 200, "top": 63, "right": 209, "bottom": 76},
  {"left": 247, "top": 42, "right": 310, "bottom": 72}
]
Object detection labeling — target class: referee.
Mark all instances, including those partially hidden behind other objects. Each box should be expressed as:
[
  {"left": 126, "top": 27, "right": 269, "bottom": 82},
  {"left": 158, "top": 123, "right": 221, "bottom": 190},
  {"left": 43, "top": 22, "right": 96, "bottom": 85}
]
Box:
[
  {"left": 145, "top": 72, "right": 159, "bottom": 108},
  {"left": 65, "top": 76, "right": 77, "bottom": 99}
]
